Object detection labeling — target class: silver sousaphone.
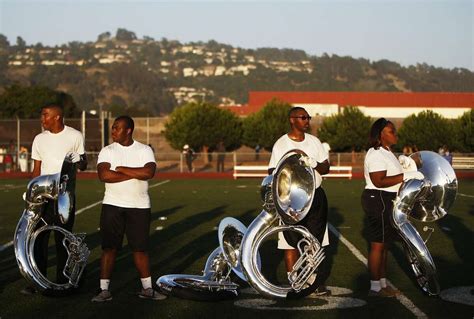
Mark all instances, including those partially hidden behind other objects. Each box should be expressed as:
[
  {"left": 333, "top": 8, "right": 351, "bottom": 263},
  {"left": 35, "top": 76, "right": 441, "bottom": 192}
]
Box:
[
  {"left": 156, "top": 218, "right": 245, "bottom": 301},
  {"left": 392, "top": 151, "right": 457, "bottom": 295},
  {"left": 240, "top": 151, "right": 324, "bottom": 299},
  {"left": 157, "top": 151, "right": 323, "bottom": 300},
  {"left": 14, "top": 155, "right": 90, "bottom": 293}
]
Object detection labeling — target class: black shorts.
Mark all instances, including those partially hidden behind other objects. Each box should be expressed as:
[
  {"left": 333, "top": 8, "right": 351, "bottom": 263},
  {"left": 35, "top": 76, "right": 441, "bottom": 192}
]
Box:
[
  {"left": 361, "top": 189, "right": 400, "bottom": 243},
  {"left": 284, "top": 187, "right": 328, "bottom": 246},
  {"left": 100, "top": 204, "right": 151, "bottom": 251}
]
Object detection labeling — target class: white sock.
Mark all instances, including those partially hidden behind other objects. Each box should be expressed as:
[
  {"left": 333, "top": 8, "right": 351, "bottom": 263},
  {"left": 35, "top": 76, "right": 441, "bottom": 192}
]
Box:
[
  {"left": 380, "top": 278, "right": 387, "bottom": 288},
  {"left": 100, "top": 279, "right": 110, "bottom": 291},
  {"left": 370, "top": 280, "right": 381, "bottom": 292},
  {"left": 141, "top": 277, "right": 152, "bottom": 290}
]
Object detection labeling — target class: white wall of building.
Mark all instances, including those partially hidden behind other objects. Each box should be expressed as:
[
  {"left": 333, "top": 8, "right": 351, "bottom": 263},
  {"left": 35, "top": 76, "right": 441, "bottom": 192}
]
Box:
[{"left": 294, "top": 103, "right": 470, "bottom": 119}]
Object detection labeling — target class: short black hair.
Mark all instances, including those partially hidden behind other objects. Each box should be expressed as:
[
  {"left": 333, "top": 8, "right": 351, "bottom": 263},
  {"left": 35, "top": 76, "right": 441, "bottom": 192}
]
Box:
[
  {"left": 288, "top": 106, "right": 307, "bottom": 118},
  {"left": 367, "top": 117, "right": 392, "bottom": 150},
  {"left": 115, "top": 115, "right": 134, "bottom": 133},
  {"left": 42, "top": 103, "right": 64, "bottom": 116}
]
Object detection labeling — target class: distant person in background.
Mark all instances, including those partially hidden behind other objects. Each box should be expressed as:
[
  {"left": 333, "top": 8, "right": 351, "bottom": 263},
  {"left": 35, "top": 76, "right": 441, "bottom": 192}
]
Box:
[
  {"left": 361, "top": 118, "right": 424, "bottom": 298},
  {"left": 216, "top": 140, "right": 226, "bottom": 172},
  {"left": 18, "top": 146, "right": 29, "bottom": 172},
  {"left": 0, "top": 146, "right": 5, "bottom": 171},
  {"left": 21, "top": 103, "right": 87, "bottom": 295},
  {"left": 183, "top": 144, "right": 196, "bottom": 172},
  {"left": 441, "top": 145, "right": 452, "bottom": 165},
  {"left": 255, "top": 144, "right": 261, "bottom": 161},
  {"left": 3, "top": 147, "right": 13, "bottom": 172}
]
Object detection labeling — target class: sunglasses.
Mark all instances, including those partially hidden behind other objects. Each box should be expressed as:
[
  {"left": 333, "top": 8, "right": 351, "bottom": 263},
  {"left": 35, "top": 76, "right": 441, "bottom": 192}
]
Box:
[{"left": 291, "top": 116, "right": 312, "bottom": 121}]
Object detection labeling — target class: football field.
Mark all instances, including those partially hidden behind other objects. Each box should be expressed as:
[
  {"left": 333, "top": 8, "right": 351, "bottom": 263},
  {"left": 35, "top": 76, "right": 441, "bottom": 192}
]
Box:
[{"left": 0, "top": 178, "right": 473, "bottom": 319}]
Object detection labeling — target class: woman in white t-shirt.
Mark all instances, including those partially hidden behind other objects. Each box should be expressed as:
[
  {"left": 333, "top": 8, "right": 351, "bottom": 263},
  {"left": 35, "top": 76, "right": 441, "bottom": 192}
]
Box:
[{"left": 361, "top": 118, "right": 424, "bottom": 298}]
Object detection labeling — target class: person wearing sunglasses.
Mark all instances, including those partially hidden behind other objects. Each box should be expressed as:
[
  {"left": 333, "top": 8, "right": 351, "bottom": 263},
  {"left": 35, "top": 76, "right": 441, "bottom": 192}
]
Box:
[{"left": 268, "top": 106, "right": 331, "bottom": 296}]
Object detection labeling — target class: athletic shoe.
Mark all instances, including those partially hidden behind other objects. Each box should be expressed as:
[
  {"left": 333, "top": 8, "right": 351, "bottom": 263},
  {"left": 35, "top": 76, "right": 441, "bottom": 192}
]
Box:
[
  {"left": 91, "top": 289, "right": 112, "bottom": 302},
  {"left": 368, "top": 289, "right": 396, "bottom": 298},
  {"left": 314, "top": 285, "right": 331, "bottom": 296},
  {"left": 20, "top": 286, "right": 37, "bottom": 295},
  {"left": 382, "top": 286, "right": 401, "bottom": 296},
  {"left": 138, "top": 288, "right": 167, "bottom": 300}
]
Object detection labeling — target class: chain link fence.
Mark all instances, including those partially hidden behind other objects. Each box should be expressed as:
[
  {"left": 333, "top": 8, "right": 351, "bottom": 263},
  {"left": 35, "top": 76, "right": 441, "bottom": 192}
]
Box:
[{"left": 0, "top": 116, "right": 472, "bottom": 173}]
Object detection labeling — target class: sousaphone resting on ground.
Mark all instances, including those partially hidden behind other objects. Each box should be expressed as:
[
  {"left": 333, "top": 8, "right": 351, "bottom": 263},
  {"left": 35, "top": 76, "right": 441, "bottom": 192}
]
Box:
[
  {"left": 158, "top": 151, "right": 325, "bottom": 300},
  {"left": 392, "top": 151, "right": 457, "bottom": 296},
  {"left": 14, "top": 156, "right": 90, "bottom": 294}
]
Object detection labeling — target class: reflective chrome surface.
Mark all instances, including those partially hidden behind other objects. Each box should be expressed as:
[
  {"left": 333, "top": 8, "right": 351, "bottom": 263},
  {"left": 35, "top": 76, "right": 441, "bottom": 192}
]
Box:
[
  {"left": 409, "top": 151, "right": 458, "bottom": 222},
  {"left": 14, "top": 157, "right": 89, "bottom": 292},
  {"left": 218, "top": 217, "right": 247, "bottom": 281},
  {"left": 240, "top": 209, "right": 324, "bottom": 298},
  {"left": 157, "top": 150, "right": 323, "bottom": 300},
  {"left": 157, "top": 246, "right": 239, "bottom": 301},
  {"left": 392, "top": 151, "right": 457, "bottom": 295},
  {"left": 271, "top": 152, "right": 316, "bottom": 225}
]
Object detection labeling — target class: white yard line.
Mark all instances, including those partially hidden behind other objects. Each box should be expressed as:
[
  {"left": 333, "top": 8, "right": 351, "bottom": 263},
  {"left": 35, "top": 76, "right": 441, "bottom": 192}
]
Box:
[
  {"left": 458, "top": 193, "right": 474, "bottom": 198},
  {"left": 328, "top": 223, "right": 428, "bottom": 319},
  {"left": 0, "top": 179, "right": 171, "bottom": 252},
  {"left": 0, "top": 185, "right": 25, "bottom": 191},
  {"left": 0, "top": 240, "right": 13, "bottom": 252}
]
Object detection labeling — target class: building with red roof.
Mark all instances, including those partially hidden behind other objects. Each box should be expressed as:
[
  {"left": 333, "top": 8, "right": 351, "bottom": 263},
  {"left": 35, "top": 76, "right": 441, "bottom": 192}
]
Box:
[{"left": 224, "top": 91, "right": 474, "bottom": 119}]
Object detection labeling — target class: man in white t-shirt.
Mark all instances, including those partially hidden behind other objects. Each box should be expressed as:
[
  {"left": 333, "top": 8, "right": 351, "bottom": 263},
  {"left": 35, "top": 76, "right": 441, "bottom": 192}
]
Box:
[
  {"left": 21, "top": 103, "right": 87, "bottom": 295},
  {"left": 92, "top": 115, "right": 166, "bottom": 302},
  {"left": 268, "top": 106, "right": 331, "bottom": 296}
]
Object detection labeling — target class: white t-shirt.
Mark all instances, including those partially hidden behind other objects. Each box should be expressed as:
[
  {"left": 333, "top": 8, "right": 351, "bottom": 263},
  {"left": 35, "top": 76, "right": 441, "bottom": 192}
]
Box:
[
  {"left": 268, "top": 133, "right": 328, "bottom": 189},
  {"left": 97, "top": 140, "right": 155, "bottom": 209},
  {"left": 364, "top": 147, "right": 403, "bottom": 193},
  {"left": 31, "top": 125, "right": 85, "bottom": 175}
]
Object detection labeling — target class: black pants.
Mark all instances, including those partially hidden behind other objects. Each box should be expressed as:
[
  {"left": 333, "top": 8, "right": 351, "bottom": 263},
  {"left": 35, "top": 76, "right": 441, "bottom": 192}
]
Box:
[
  {"left": 33, "top": 196, "right": 76, "bottom": 284},
  {"left": 284, "top": 187, "right": 330, "bottom": 287}
]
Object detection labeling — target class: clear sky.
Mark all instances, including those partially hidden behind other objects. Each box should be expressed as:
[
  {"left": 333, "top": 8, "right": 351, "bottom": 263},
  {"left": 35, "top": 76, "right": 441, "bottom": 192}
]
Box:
[{"left": 0, "top": 0, "right": 472, "bottom": 70}]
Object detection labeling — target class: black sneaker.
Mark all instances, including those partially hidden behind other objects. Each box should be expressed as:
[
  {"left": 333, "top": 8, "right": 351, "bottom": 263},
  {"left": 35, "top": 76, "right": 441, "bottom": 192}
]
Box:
[
  {"left": 138, "top": 288, "right": 167, "bottom": 300},
  {"left": 91, "top": 289, "right": 112, "bottom": 302}
]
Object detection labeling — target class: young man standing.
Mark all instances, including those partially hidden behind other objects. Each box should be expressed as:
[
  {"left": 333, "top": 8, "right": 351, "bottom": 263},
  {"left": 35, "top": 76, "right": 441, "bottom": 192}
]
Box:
[
  {"left": 268, "top": 106, "right": 331, "bottom": 295},
  {"left": 92, "top": 115, "right": 166, "bottom": 302},
  {"left": 22, "top": 103, "right": 87, "bottom": 294}
]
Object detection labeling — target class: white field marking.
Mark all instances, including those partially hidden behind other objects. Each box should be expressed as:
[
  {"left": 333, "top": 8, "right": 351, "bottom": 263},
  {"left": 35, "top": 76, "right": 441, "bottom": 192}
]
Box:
[
  {"left": 236, "top": 286, "right": 366, "bottom": 310},
  {"left": 458, "top": 193, "right": 474, "bottom": 198},
  {"left": 149, "top": 180, "right": 170, "bottom": 189},
  {"left": 0, "top": 184, "right": 25, "bottom": 191},
  {"left": 328, "top": 223, "right": 428, "bottom": 319},
  {"left": 0, "top": 179, "right": 171, "bottom": 252},
  {"left": 0, "top": 240, "right": 13, "bottom": 252},
  {"left": 439, "top": 286, "right": 474, "bottom": 306}
]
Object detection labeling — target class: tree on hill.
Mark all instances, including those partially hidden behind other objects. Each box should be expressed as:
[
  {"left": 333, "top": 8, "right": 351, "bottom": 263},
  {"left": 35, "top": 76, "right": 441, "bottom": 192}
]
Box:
[
  {"left": 242, "top": 98, "right": 292, "bottom": 151},
  {"left": 0, "top": 34, "right": 9, "bottom": 49},
  {"left": 397, "top": 110, "right": 458, "bottom": 152},
  {"left": 0, "top": 84, "right": 79, "bottom": 119},
  {"left": 116, "top": 28, "right": 137, "bottom": 41},
  {"left": 164, "top": 102, "right": 242, "bottom": 152},
  {"left": 318, "top": 106, "right": 372, "bottom": 152},
  {"left": 453, "top": 109, "right": 473, "bottom": 152}
]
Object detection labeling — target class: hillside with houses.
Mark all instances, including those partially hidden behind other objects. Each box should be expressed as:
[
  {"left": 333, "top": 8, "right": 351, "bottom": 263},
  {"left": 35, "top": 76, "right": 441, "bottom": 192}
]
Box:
[{"left": 0, "top": 28, "right": 473, "bottom": 116}]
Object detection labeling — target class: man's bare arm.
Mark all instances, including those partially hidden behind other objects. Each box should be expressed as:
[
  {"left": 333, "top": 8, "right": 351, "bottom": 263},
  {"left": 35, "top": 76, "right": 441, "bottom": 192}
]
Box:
[
  {"left": 97, "top": 162, "right": 132, "bottom": 183},
  {"left": 115, "top": 162, "right": 156, "bottom": 180},
  {"left": 32, "top": 160, "right": 41, "bottom": 178},
  {"left": 315, "top": 160, "right": 330, "bottom": 175}
]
